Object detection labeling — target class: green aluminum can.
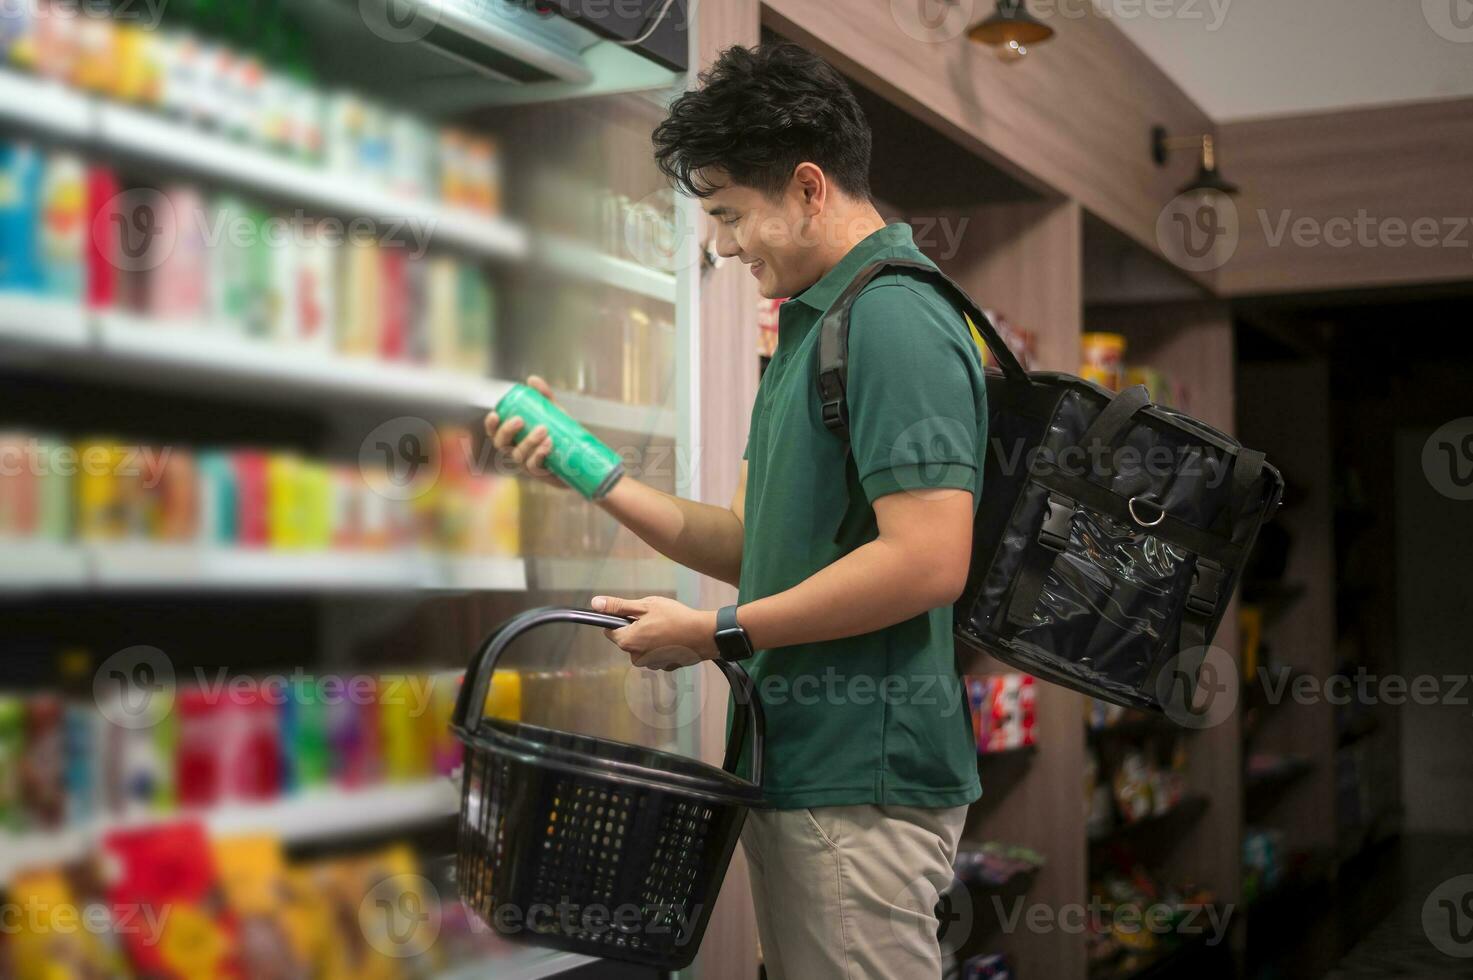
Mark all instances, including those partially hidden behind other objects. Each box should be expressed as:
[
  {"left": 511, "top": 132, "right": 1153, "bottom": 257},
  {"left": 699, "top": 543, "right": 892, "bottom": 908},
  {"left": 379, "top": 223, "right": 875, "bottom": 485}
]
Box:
[{"left": 494, "top": 384, "right": 625, "bottom": 500}]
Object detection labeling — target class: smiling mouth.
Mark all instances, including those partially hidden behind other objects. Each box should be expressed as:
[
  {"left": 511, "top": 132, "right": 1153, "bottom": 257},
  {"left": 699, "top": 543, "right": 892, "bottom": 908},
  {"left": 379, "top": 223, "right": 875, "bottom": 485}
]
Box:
[{"left": 749, "top": 260, "right": 764, "bottom": 278}]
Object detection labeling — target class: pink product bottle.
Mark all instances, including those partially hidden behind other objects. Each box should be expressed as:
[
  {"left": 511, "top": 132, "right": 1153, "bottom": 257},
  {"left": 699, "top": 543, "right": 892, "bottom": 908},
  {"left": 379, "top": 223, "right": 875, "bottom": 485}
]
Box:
[{"left": 146, "top": 185, "right": 209, "bottom": 321}]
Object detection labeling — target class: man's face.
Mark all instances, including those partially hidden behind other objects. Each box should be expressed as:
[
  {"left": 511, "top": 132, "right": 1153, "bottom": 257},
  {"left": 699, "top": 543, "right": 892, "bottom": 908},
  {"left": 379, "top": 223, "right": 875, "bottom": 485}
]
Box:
[{"left": 700, "top": 173, "right": 816, "bottom": 300}]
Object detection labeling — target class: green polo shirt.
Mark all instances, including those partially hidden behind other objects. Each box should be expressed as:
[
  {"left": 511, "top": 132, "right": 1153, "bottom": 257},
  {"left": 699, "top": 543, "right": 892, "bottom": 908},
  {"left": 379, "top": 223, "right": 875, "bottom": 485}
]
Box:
[{"left": 724, "top": 221, "right": 986, "bottom": 810}]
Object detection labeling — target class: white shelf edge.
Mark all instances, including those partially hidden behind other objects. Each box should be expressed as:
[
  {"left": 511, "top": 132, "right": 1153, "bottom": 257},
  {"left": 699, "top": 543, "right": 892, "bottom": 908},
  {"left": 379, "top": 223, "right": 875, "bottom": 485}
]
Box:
[
  {"left": 537, "top": 234, "right": 678, "bottom": 303},
  {"left": 86, "top": 544, "right": 528, "bottom": 593},
  {"left": 0, "top": 538, "right": 89, "bottom": 588},
  {"left": 0, "top": 69, "right": 92, "bottom": 136},
  {"left": 93, "top": 310, "right": 671, "bottom": 433},
  {"left": 95, "top": 310, "right": 509, "bottom": 410},
  {"left": 0, "top": 293, "right": 90, "bottom": 349},
  {"left": 0, "top": 779, "right": 459, "bottom": 885}
]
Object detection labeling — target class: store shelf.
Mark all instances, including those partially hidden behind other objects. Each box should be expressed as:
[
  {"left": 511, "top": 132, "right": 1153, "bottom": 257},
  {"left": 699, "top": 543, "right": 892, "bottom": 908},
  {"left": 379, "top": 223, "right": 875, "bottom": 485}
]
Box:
[
  {"left": 528, "top": 557, "right": 679, "bottom": 593},
  {"left": 537, "top": 234, "right": 678, "bottom": 303},
  {"left": 0, "top": 542, "right": 527, "bottom": 593},
  {"left": 0, "top": 538, "right": 89, "bottom": 589},
  {"left": 0, "top": 300, "right": 674, "bottom": 435},
  {"left": 0, "top": 292, "right": 90, "bottom": 350},
  {"left": 95, "top": 310, "right": 512, "bottom": 410},
  {"left": 90, "top": 544, "right": 528, "bottom": 592},
  {"left": 0, "top": 68, "right": 92, "bottom": 137},
  {"left": 1089, "top": 794, "right": 1211, "bottom": 848},
  {"left": 93, "top": 100, "right": 530, "bottom": 261},
  {"left": 554, "top": 389, "right": 676, "bottom": 439},
  {"left": 0, "top": 779, "right": 459, "bottom": 885}
]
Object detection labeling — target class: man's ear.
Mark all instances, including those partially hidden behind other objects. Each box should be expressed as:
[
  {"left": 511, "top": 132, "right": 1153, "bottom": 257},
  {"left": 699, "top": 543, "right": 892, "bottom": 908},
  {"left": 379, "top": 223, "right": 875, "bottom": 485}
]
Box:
[{"left": 792, "top": 161, "right": 825, "bottom": 213}]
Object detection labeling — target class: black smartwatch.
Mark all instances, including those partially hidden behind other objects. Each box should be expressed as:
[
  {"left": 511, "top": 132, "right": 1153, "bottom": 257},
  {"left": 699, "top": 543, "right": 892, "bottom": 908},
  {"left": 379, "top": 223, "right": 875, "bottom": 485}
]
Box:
[{"left": 714, "top": 604, "right": 755, "bottom": 662}]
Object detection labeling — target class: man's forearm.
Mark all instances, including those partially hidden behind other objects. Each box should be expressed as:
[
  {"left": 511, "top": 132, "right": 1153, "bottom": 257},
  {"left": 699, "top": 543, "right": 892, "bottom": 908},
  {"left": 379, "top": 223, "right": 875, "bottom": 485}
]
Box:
[
  {"left": 595, "top": 476, "right": 744, "bottom": 587},
  {"left": 734, "top": 536, "right": 960, "bottom": 650}
]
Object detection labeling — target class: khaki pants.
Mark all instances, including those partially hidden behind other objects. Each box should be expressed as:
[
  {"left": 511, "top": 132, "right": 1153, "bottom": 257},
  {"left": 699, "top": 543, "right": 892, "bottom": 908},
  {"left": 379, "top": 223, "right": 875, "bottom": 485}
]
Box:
[{"left": 740, "top": 803, "right": 968, "bottom": 980}]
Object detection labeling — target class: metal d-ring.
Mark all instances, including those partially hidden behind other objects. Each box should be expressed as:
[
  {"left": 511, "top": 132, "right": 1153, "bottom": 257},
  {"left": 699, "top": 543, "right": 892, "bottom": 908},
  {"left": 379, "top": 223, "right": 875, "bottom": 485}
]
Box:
[{"left": 1128, "top": 495, "right": 1167, "bottom": 527}]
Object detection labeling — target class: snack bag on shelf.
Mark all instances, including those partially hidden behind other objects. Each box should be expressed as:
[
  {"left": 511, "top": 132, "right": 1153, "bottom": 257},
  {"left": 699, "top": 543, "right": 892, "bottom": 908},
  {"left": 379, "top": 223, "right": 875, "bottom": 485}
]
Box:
[
  {"left": 987, "top": 674, "right": 1036, "bottom": 752},
  {"left": 1080, "top": 331, "right": 1126, "bottom": 392},
  {"left": 309, "top": 847, "right": 421, "bottom": 980},
  {"left": 1112, "top": 750, "right": 1154, "bottom": 823},
  {"left": 8, "top": 867, "right": 129, "bottom": 980},
  {"left": 101, "top": 821, "right": 241, "bottom": 979},
  {"left": 212, "top": 835, "right": 310, "bottom": 980},
  {"left": 964, "top": 675, "right": 992, "bottom": 752}
]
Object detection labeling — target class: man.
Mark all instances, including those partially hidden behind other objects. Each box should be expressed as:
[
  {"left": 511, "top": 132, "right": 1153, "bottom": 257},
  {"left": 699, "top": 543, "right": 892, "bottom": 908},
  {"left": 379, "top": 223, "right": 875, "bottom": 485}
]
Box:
[{"left": 484, "top": 41, "right": 986, "bottom": 979}]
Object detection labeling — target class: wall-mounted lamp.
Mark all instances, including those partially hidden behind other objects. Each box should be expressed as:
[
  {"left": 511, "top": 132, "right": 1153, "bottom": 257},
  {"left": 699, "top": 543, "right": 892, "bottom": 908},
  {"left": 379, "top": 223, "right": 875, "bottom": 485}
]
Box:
[
  {"left": 968, "top": 0, "right": 1054, "bottom": 63},
  {"left": 1152, "top": 126, "right": 1239, "bottom": 196}
]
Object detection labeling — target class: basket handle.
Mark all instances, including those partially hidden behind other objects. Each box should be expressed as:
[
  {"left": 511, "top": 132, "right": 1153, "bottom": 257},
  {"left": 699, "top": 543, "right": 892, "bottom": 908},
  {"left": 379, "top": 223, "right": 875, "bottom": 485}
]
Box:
[{"left": 451, "top": 606, "right": 765, "bottom": 787}]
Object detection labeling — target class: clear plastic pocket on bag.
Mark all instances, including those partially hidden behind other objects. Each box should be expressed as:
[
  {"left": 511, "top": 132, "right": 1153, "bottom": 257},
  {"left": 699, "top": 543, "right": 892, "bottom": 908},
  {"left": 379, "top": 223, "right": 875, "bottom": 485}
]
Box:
[{"left": 1005, "top": 494, "right": 1194, "bottom": 692}]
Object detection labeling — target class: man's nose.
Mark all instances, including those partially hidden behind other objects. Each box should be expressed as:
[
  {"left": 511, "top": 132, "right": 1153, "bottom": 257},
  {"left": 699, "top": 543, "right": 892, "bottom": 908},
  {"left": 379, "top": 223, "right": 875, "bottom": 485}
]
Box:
[{"left": 711, "top": 225, "right": 743, "bottom": 259}]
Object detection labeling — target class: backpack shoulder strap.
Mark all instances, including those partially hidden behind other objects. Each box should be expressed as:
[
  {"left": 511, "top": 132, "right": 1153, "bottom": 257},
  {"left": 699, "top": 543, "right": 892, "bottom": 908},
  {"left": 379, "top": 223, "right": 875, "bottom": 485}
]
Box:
[{"left": 816, "top": 257, "right": 1028, "bottom": 443}]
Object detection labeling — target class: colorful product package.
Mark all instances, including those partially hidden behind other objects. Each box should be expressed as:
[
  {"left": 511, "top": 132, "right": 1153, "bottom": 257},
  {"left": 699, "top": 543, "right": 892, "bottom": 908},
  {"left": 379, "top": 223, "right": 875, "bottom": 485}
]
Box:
[
  {"left": 212, "top": 835, "right": 310, "bottom": 980},
  {"left": 8, "top": 867, "right": 128, "bottom": 979},
  {"left": 39, "top": 151, "right": 86, "bottom": 300},
  {"left": 280, "top": 680, "right": 330, "bottom": 793},
  {"left": 215, "top": 689, "right": 281, "bottom": 803},
  {"left": 102, "top": 821, "right": 240, "bottom": 979},
  {"left": 0, "top": 695, "right": 23, "bottom": 830},
  {"left": 0, "top": 140, "right": 44, "bottom": 292},
  {"left": 21, "top": 693, "right": 65, "bottom": 829}
]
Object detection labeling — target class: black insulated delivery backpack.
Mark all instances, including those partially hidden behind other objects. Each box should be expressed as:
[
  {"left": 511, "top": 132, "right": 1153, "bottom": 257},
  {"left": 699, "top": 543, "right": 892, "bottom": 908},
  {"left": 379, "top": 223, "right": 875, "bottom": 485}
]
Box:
[{"left": 816, "top": 258, "right": 1284, "bottom": 715}]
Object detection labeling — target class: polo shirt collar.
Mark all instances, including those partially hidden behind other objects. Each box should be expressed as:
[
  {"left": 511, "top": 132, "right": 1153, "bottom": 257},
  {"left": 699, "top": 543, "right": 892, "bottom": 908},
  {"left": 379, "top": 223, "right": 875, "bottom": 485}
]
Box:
[{"left": 788, "top": 221, "right": 916, "bottom": 314}]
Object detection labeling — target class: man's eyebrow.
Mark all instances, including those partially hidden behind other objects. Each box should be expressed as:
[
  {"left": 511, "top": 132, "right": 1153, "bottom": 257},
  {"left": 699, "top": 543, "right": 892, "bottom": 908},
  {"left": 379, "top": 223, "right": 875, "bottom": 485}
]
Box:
[{"left": 706, "top": 205, "right": 737, "bottom": 217}]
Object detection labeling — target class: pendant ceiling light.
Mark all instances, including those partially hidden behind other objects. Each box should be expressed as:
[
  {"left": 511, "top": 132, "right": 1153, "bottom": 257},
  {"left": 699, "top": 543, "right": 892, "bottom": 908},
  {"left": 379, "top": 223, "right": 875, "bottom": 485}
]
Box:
[
  {"left": 1152, "top": 126, "right": 1240, "bottom": 197},
  {"left": 968, "top": 0, "right": 1055, "bottom": 62}
]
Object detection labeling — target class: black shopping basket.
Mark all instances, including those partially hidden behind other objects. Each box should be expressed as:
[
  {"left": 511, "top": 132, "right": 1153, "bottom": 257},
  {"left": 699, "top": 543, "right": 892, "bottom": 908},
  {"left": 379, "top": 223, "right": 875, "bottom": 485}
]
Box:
[{"left": 450, "top": 606, "right": 767, "bottom": 970}]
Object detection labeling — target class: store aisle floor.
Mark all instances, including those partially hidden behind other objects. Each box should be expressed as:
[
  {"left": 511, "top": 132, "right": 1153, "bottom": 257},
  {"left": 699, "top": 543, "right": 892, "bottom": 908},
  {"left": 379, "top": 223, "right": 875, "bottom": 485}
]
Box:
[{"left": 1323, "top": 835, "right": 1473, "bottom": 978}]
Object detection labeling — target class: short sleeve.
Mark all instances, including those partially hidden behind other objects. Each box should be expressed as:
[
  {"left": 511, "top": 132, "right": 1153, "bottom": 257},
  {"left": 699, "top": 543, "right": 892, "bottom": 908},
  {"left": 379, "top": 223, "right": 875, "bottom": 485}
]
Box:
[{"left": 845, "top": 282, "right": 985, "bottom": 504}]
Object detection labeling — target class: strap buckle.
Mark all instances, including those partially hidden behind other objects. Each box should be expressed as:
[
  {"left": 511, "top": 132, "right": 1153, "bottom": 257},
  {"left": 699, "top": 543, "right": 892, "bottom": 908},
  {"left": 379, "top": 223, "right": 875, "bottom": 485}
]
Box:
[
  {"left": 1038, "top": 493, "right": 1074, "bottom": 551},
  {"left": 818, "top": 368, "right": 847, "bottom": 434},
  {"left": 1186, "top": 559, "right": 1224, "bottom": 618}
]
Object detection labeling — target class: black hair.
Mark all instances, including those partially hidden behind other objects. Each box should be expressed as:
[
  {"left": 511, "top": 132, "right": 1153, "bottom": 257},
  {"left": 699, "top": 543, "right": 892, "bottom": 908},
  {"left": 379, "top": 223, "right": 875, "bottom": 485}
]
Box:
[{"left": 652, "top": 41, "right": 873, "bottom": 201}]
